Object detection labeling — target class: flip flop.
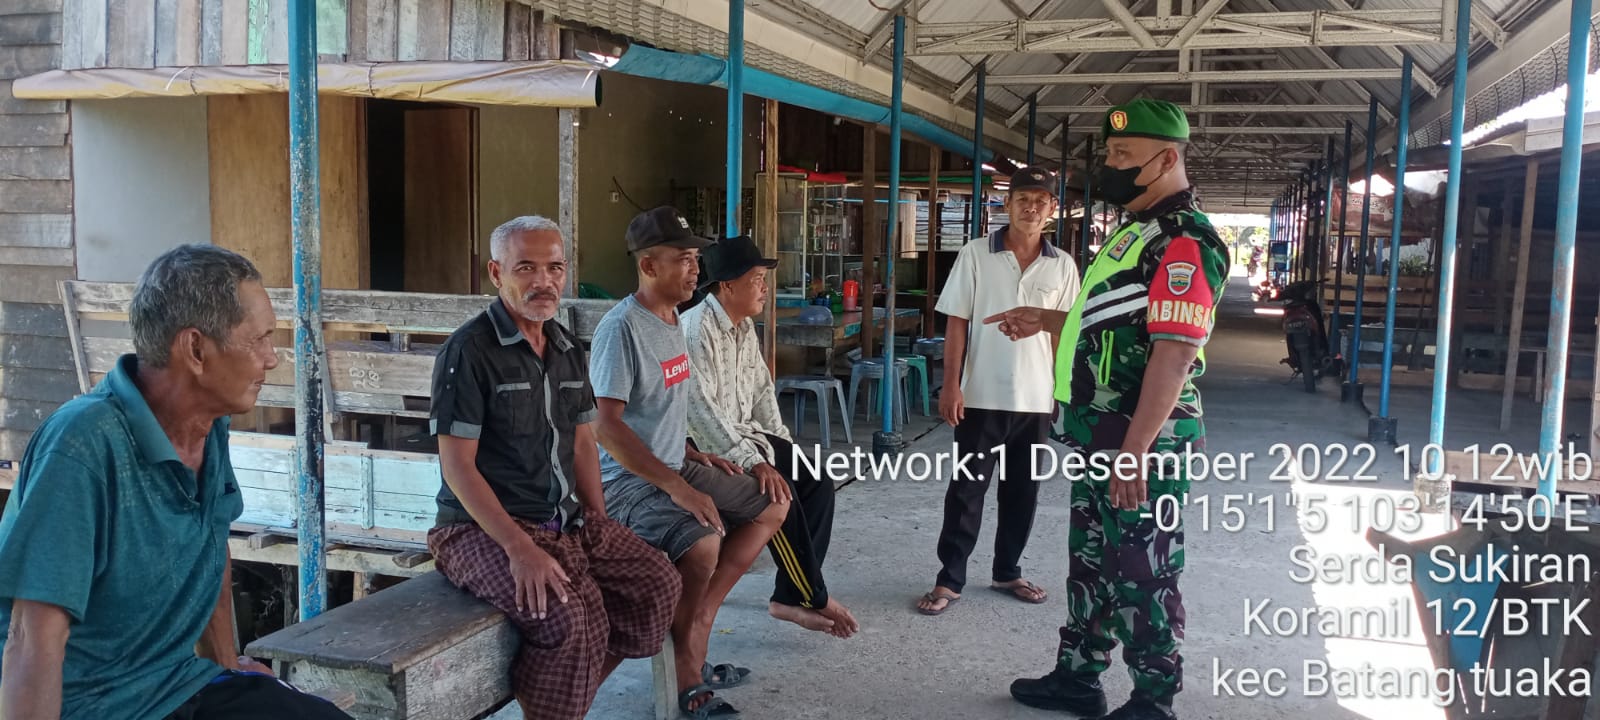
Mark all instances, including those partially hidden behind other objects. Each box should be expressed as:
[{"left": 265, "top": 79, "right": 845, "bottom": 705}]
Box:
[
  {"left": 990, "top": 580, "right": 1049, "bottom": 604},
  {"left": 917, "top": 590, "right": 961, "bottom": 616},
  {"left": 679, "top": 685, "right": 740, "bottom": 718},
  {"left": 701, "top": 662, "right": 750, "bottom": 689}
]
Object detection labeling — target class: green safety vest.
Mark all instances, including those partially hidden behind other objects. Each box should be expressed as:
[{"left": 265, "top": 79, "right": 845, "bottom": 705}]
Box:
[{"left": 1052, "top": 219, "right": 1210, "bottom": 404}]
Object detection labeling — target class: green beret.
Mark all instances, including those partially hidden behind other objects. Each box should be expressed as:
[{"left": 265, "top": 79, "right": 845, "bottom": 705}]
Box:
[{"left": 1102, "top": 98, "right": 1191, "bottom": 143}]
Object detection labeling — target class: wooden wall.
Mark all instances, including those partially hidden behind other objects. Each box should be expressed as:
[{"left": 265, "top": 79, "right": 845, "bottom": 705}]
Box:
[
  {"left": 57, "top": 0, "right": 561, "bottom": 70},
  {"left": 0, "top": 1, "right": 74, "bottom": 462},
  {"left": 206, "top": 93, "right": 365, "bottom": 290}
]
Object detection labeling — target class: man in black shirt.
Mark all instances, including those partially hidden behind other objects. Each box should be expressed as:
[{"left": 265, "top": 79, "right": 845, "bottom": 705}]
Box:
[{"left": 426, "top": 216, "right": 682, "bottom": 720}]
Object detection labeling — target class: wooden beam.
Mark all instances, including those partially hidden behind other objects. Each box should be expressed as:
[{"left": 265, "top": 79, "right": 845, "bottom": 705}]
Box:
[
  {"left": 1492, "top": 182, "right": 1513, "bottom": 335},
  {"left": 1500, "top": 159, "right": 1537, "bottom": 432},
  {"left": 861, "top": 126, "right": 878, "bottom": 359},
  {"left": 558, "top": 108, "right": 579, "bottom": 295},
  {"left": 761, "top": 98, "right": 778, "bottom": 376}
]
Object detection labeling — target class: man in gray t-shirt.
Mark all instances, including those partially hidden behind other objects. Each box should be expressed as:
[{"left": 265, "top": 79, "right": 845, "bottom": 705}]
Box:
[{"left": 591, "top": 206, "right": 786, "bottom": 716}]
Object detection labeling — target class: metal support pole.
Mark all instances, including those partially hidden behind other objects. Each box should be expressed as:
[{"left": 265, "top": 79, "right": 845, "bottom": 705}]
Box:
[
  {"left": 1345, "top": 95, "right": 1378, "bottom": 402},
  {"left": 1320, "top": 137, "right": 1336, "bottom": 301},
  {"left": 1536, "top": 0, "right": 1591, "bottom": 503},
  {"left": 1372, "top": 53, "right": 1412, "bottom": 445},
  {"left": 725, "top": 0, "right": 745, "bottom": 236},
  {"left": 1057, "top": 126, "right": 1068, "bottom": 249},
  {"left": 1080, "top": 136, "right": 1094, "bottom": 268},
  {"left": 288, "top": 0, "right": 326, "bottom": 621},
  {"left": 1426, "top": 0, "right": 1474, "bottom": 476},
  {"left": 874, "top": 14, "right": 906, "bottom": 457},
  {"left": 1027, "top": 93, "right": 1038, "bottom": 165},
  {"left": 971, "top": 61, "right": 986, "bottom": 239},
  {"left": 1332, "top": 120, "right": 1352, "bottom": 353}
]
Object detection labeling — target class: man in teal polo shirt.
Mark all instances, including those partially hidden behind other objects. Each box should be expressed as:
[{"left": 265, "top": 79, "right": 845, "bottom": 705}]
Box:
[{"left": 0, "top": 245, "right": 353, "bottom": 720}]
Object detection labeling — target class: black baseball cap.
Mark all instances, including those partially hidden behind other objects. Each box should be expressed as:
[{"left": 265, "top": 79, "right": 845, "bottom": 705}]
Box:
[
  {"left": 626, "top": 206, "right": 713, "bottom": 253},
  {"left": 703, "top": 234, "right": 778, "bottom": 286},
  {"left": 1009, "top": 166, "right": 1057, "bottom": 195}
]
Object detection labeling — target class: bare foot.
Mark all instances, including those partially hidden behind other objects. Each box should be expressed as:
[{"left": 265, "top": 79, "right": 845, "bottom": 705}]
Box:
[
  {"left": 769, "top": 601, "right": 837, "bottom": 632},
  {"left": 916, "top": 586, "right": 961, "bottom": 615},
  {"left": 816, "top": 598, "right": 860, "bottom": 638}
]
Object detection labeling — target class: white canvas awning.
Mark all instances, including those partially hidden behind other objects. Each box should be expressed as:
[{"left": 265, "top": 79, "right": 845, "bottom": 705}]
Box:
[{"left": 12, "top": 60, "right": 601, "bottom": 108}]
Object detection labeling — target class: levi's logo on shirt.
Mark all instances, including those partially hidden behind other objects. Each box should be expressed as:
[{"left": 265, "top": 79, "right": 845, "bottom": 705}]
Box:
[{"left": 661, "top": 354, "right": 691, "bottom": 388}]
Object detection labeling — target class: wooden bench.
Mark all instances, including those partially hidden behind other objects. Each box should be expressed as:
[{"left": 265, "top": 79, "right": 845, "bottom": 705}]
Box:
[{"left": 245, "top": 571, "right": 677, "bottom": 720}]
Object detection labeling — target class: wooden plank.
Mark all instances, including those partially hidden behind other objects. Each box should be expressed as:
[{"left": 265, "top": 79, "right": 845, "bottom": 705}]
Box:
[
  {"left": 0, "top": 14, "right": 62, "bottom": 46},
  {"left": 0, "top": 397, "right": 60, "bottom": 433},
  {"left": 0, "top": 302, "right": 67, "bottom": 337},
  {"left": 503, "top": 2, "right": 528, "bottom": 60},
  {"left": 0, "top": 247, "right": 72, "bottom": 266},
  {"left": 228, "top": 535, "right": 436, "bottom": 577},
  {"left": 266, "top": 0, "right": 287, "bottom": 64},
  {"left": 0, "top": 147, "right": 71, "bottom": 181},
  {"left": 0, "top": 266, "right": 72, "bottom": 304},
  {"left": 0, "top": 46, "right": 60, "bottom": 81},
  {"left": 403, "top": 109, "right": 474, "bottom": 294},
  {"left": 244, "top": 572, "right": 508, "bottom": 673},
  {"left": 108, "top": 0, "right": 157, "bottom": 68},
  {"left": 56, "top": 282, "right": 92, "bottom": 393},
  {"left": 1501, "top": 159, "right": 1538, "bottom": 431},
  {"left": 199, "top": 0, "right": 222, "bottom": 64},
  {"left": 0, "top": 367, "right": 78, "bottom": 404},
  {"left": 0, "top": 428, "right": 36, "bottom": 462},
  {"left": 174, "top": 0, "right": 202, "bottom": 65},
  {"left": 220, "top": 0, "right": 247, "bottom": 64},
  {"left": 413, "top": 0, "right": 448, "bottom": 60},
  {"left": 61, "top": 0, "right": 83, "bottom": 69},
  {"left": 81, "top": 0, "right": 108, "bottom": 67},
  {"left": 345, "top": 0, "right": 365, "bottom": 60},
  {"left": 449, "top": 0, "right": 477, "bottom": 62},
  {"left": 0, "top": 81, "right": 65, "bottom": 115},
  {"left": 394, "top": 0, "right": 417, "bottom": 60},
  {"left": 0, "top": 183, "right": 73, "bottom": 218},
  {"left": 0, "top": 214, "right": 71, "bottom": 248},
  {"left": 3, "top": 0, "right": 64, "bottom": 12},
  {"left": 318, "top": 95, "right": 362, "bottom": 291},
  {"left": 364, "top": 0, "right": 395, "bottom": 60},
  {"left": 155, "top": 0, "right": 179, "bottom": 66},
  {"left": 0, "top": 114, "right": 68, "bottom": 148},
  {"left": 530, "top": 9, "right": 556, "bottom": 59},
  {"left": 245, "top": 0, "right": 267, "bottom": 63},
  {"left": 475, "top": 0, "right": 502, "bottom": 61}
]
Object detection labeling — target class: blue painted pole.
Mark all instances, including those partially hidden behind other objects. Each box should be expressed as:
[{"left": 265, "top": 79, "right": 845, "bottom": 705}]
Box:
[
  {"left": 1537, "top": 0, "right": 1591, "bottom": 503},
  {"left": 874, "top": 14, "right": 905, "bottom": 454},
  {"left": 1080, "top": 136, "right": 1093, "bottom": 268},
  {"left": 288, "top": 0, "right": 326, "bottom": 621},
  {"left": 1026, "top": 93, "right": 1038, "bottom": 165},
  {"left": 1346, "top": 95, "right": 1378, "bottom": 397},
  {"left": 1427, "top": 0, "right": 1472, "bottom": 460},
  {"left": 725, "top": 0, "right": 745, "bottom": 236},
  {"left": 1331, "top": 120, "right": 1352, "bottom": 351},
  {"left": 971, "top": 61, "right": 985, "bottom": 239},
  {"left": 1373, "top": 53, "right": 1413, "bottom": 443}
]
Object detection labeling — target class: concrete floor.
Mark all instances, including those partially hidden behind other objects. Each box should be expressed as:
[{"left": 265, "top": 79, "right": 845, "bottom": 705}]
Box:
[{"left": 517, "top": 272, "right": 1594, "bottom": 719}]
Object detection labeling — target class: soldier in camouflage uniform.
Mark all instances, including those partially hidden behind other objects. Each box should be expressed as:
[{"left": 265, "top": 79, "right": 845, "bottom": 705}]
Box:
[{"left": 987, "top": 99, "right": 1229, "bottom": 720}]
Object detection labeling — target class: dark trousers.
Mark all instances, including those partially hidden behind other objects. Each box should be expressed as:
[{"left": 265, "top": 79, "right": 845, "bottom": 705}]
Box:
[
  {"left": 935, "top": 407, "right": 1049, "bottom": 593},
  {"left": 765, "top": 433, "right": 836, "bottom": 609},
  {"left": 166, "top": 671, "right": 355, "bottom": 719}
]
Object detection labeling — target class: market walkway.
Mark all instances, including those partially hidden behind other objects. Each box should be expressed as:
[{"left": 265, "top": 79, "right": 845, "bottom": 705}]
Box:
[{"left": 568, "top": 272, "right": 1589, "bottom": 719}]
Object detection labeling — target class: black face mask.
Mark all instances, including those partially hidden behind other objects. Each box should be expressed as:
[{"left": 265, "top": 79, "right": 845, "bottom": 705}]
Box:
[{"left": 1096, "top": 151, "right": 1168, "bottom": 208}]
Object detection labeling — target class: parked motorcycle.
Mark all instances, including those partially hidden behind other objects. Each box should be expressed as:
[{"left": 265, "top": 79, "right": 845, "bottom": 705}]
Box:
[{"left": 1278, "top": 280, "right": 1342, "bottom": 392}]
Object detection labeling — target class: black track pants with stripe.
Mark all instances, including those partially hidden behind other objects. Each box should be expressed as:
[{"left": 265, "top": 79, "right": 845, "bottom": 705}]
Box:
[{"left": 763, "top": 433, "right": 835, "bottom": 609}]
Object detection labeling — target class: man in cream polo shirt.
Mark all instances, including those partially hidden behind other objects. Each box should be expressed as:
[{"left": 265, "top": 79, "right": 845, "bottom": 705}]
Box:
[{"left": 916, "top": 166, "right": 1081, "bottom": 616}]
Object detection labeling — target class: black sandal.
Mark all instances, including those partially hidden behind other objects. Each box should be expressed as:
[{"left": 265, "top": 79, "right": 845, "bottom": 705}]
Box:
[
  {"left": 679, "top": 685, "right": 740, "bottom": 718},
  {"left": 701, "top": 661, "right": 751, "bottom": 689}
]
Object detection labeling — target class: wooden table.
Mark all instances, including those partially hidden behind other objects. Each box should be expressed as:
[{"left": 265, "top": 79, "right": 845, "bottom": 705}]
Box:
[{"left": 757, "top": 307, "right": 923, "bottom": 374}]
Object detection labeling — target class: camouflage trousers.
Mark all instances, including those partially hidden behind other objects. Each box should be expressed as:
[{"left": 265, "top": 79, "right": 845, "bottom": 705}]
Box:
[{"left": 1054, "top": 424, "right": 1200, "bottom": 705}]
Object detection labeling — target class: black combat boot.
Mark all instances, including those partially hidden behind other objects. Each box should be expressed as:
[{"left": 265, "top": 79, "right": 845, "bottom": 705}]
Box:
[
  {"left": 1009, "top": 666, "right": 1109, "bottom": 717},
  {"left": 1101, "top": 697, "right": 1177, "bottom": 720}
]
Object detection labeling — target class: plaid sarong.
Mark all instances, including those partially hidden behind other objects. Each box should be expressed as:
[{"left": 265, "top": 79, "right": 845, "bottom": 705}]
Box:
[{"left": 429, "top": 515, "right": 681, "bottom": 720}]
